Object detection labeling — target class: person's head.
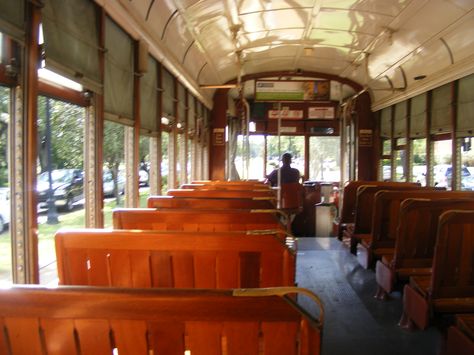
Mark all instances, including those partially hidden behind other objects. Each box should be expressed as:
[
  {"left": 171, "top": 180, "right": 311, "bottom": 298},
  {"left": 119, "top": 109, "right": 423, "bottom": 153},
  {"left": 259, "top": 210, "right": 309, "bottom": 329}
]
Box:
[{"left": 281, "top": 152, "right": 292, "bottom": 166}]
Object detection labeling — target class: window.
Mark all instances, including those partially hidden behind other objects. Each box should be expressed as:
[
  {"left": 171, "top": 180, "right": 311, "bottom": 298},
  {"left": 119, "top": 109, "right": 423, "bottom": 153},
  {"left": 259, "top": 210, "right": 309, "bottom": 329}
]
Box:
[
  {"left": 0, "top": 85, "right": 11, "bottom": 284},
  {"left": 411, "top": 139, "right": 427, "bottom": 185},
  {"left": 236, "top": 135, "right": 265, "bottom": 180},
  {"left": 309, "top": 136, "right": 340, "bottom": 181},
  {"left": 36, "top": 96, "right": 85, "bottom": 284},
  {"left": 103, "top": 120, "right": 126, "bottom": 227},
  {"left": 266, "top": 136, "right": 305, "bottom": 178},
  {"left": 139, "top": 135, "right": 150, "bottom": 207},
  {"left": 161, "top": 131, "right": 169, "bottom": 192},
  {"left": 431, "top": 139, "right": 452, "bottom": 189}
]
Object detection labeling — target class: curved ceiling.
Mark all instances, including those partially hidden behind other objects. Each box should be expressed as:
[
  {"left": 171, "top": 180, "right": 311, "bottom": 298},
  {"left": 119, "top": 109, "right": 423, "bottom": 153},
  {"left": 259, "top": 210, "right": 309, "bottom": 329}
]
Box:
[{"left": 101, "top": 0, "right": 474, "bottom": 109}]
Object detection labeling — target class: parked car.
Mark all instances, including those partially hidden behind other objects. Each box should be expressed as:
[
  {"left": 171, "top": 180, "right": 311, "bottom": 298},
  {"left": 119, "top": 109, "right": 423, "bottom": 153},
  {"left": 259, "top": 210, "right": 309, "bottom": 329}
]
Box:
[
  {"left": 103, "top": 170, "right": 125, "bottom": 197},
  {"left": 0, "top": 187, "right": 10, "bottom": 232},
  {"left": 434, "top": 165, "right": 470, "bottom": 187},
  {"left": 461, "top": 175, "right": 474, "bottom": 191},
  {"left": 139, "top": 169, "right": 149, "bottom": 187},
  {"left": 37, "top": 169, "right": 84, "bottom": 211}
]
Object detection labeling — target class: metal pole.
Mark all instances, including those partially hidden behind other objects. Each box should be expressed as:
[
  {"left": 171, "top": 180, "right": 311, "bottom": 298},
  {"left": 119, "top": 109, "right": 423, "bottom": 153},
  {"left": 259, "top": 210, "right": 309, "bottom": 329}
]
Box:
[
  {"left": 277, "top": 102, "right": 282, "bottom": 208},
  {"left": 243, "top": 97, "right": 250, "bottom": 180},
  {"left": 45, "top": 97, "right": 58, "bottom": 224}
]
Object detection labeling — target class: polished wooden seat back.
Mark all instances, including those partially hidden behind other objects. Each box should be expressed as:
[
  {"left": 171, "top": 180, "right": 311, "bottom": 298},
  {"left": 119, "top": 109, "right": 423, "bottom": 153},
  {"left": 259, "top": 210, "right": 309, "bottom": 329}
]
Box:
[
  {"left": 112, "top": 208, "right": 285, "bottom": 232},
  {"left": 147, "top": 196, "right": 275, "bottom": 209},
  {"left": 167, "top": 188, "right": 276, "bottom": 199},
  {"left": 56, "top": 229, "right": 295, "bottom": 289},
  {"left": 0, "top": 286, "right": 323, "bottom": 355},
  {"left": 395, "top": 198, "right": 474, "bottom": 269},
  {"left": 372, "top": 190, "right": 474, "bottom": 250},
  {"left": 339, "top": 181, "right": 419, "bottom": 226},
  {"left": 431, "top": 210, "right": 474, "bottom": 300},
  {"left": 280, "top": 182, "right": 305, "bottom": 210}
]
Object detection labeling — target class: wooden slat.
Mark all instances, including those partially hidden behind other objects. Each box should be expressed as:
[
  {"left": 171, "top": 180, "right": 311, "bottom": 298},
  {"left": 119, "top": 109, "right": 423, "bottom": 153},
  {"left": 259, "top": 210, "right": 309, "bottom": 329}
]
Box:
[
  {"left": 130, "top": 250, "right": 152, "bottom": 287},
  {"left": 216, "top": 251, "right": 239, "bottom": 288},
  {"left": 187, "top": 322, "right": 222, "bottom": 355},
  {"left": 224, "top": 322, "right": 260, "bottom": 355},
  {"left": 63, "top": 249, "right": 88, "bottom": 285},
  {"left": 41, "top": 319, "right": 77, "bottom": 355},
  {"left": 261, "top": 251, "right": 283, "bottom": 287},
  {"left": 0, "top": 318, "right": 9, "bottom": 354},
  {"left": 74, "top": 319, "right": 112, "bottom": 355},
  {"left": 240, "top": 252, "right": 261, "bottom": 288},
  {"left": 150, "top": 252, "right": 174, "bottom": 287},
  {"left": 108, "top": 250, "right": 132, "bottom": 287},
  {"left": 148, "top": 322, "right": 185, "bottom": 355},
  {"left": 172, "top": 252, "right": 195, "bottom": 287},
  {"left": 111, "top": 320, "right": 148, "bottom": 355},
  {"left": 194, "top": 251, "right": 217, "bottom": 288},
  {"left": 262, "top": 322, "right": 298, "bottom": 355},
  {"left": 87, "top": 249, "right": 110, "bottom": 286},
  {"left": 4, "top": 317, "right": 42, "bottom": 355}
]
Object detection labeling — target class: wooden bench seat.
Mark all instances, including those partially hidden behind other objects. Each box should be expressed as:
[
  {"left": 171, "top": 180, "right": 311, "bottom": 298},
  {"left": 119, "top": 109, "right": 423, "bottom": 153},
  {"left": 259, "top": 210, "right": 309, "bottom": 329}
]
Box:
[
  {"left": 147, "top": 195, "right": 275, "bottom": 209},
  {"left": 55, "top": 229, "right": 295, "bottom": 288},
  {"left": 399, "top": 210, "right": 474, "bottom": 330},
  {"left": 375, "top": 199, "right": 474, "bottom": 301},
  {"left": 0, "top": 285, "right": 323, "bottom": 355},
  {"left": 446, "top": 314, "right": 474, "bottom": 355},
  {"left": 345, "top": 184, "right": 428, "bottom": 254},
  {"left": 112, "top": 208, "right": 286, "bottom": 233},
  {"left": 167, "top": 188, "right": 276, "bottom": 199},
  {"left": 335, "top": 181, "right": 419, "bottom": 240},
  {"left": 359, "top": 190, "right": 474, "bottom": 270},
  {"left": 181, "top": 183, "right": 271, "bottom": 190}
]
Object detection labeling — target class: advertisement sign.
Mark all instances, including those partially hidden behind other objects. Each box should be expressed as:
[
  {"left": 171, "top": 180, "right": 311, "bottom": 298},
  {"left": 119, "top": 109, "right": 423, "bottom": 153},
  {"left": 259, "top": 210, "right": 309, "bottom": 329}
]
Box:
[
  {"left": 308, "top": 107, "right": 335, "bottom": 119},
  {"left": 255, "top": 80, "right": 330, "bottom": 101},
  {"left": 268, "top": 109, "right": 304, "bottom": 120}
]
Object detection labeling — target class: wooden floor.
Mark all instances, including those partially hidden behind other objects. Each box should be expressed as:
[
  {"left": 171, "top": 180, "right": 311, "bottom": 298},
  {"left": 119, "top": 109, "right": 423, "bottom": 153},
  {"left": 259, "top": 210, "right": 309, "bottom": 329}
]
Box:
[{"left": 296, "top": 237, "right": 442, "bottom": 355}]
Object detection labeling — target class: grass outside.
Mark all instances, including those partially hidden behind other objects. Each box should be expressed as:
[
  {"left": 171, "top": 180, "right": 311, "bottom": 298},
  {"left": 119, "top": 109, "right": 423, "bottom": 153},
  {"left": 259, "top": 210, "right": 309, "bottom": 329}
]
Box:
[{"left": 0, "top": 190, "right": 150, "bottom": 283}]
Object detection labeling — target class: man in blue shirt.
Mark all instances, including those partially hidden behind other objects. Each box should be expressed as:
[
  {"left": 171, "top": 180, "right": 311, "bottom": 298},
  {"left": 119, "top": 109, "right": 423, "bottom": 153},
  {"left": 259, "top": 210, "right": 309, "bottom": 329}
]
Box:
[{"left": 265, "top": 152, "right": 301, "bottom": 187}]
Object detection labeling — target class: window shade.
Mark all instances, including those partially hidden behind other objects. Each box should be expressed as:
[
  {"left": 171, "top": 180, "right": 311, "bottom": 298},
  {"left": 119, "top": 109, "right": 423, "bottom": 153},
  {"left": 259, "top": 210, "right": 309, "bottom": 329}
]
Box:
[
  {"left": 0, "top": 0, "right": 25, "bottom": 43},
  {"left": 380, "top": 107, "right": 392, "bottom": 138},
  {"left": 42, "top": 0, "right": 101, "bottom": 93},
  {"left": 177, "top": 82, "right": 186, "bottom": 123},
  {"left": 104, "top": 17, "right": 134, "bottom": 123},
  {"left": 430, "top": 83, "right": 451, "bottom": 134},
  {"left": 162, "top": 68, "right": 175, "bottom": 118},
  {"left": 457, "top": 73, "right": 474, "bottom": 137},
  {"left": 409, "top": 93, "right": 426, "bottom": 138},
  {"left": 140, "top": 56, "right": 158, "bottom": 134},
  {"left": 393, "top": 101, "right": 407, "bottom": 138}
]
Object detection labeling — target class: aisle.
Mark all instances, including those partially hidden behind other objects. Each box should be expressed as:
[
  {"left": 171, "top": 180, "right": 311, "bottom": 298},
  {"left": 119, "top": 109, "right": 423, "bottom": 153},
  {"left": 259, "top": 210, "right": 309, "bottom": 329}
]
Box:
[{"left": 296, "top": 238, "right": 442, "bottom": 355}]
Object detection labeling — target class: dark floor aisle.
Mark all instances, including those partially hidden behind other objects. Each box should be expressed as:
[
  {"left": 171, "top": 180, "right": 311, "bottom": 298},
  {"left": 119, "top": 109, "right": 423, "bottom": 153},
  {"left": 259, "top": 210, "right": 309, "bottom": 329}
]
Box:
[{"left": 295, "top": 237, "right": 442, "bottom": 355}]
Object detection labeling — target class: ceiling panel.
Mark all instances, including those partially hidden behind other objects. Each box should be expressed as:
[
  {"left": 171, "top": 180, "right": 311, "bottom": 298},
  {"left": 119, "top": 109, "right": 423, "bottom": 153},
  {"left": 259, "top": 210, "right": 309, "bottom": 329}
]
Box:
[
  {"left": 117, "top": 0, "right": 474, "bottom": 108},
  {"left": 163, "top": 15, "right": 194, "bottom": 61},
  {"left": 320, "top": 0, "right": 410, "bottom": 17}
]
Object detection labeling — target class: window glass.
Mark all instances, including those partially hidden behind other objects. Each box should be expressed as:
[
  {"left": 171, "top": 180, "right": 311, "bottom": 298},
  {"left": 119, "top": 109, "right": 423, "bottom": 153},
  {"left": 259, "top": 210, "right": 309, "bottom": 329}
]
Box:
[
  {"left": 381, "top": 159, "right": 391, "bottom": 181},
  {"left": 460, "top": 137, "right": 474, "bottom": 191},
  {"left": 394, "top": 150, "right": 406, "bottom": 182},
  {"left": 103, "top": 120, "right": 126, "bottom": 227},
  {"left": 36, "top": 96, "right": 85, "bottom": 284},
  {"left": 236, "top": 135, "right": 265, "bottom": 180},
  {"left": 139, "top": 135, "right": 150, "bottom": 207},
  {"left": 161, "top": 131, "right": 169, "bottom": 192},
  {"left": 432, "top": 140, "right": 452, "bottom": 189},
  {"left": 266, "top": 136, "right": 304, "bottom": 179},
  {"left": 411, "top": 138, "right": 427, "bottom": 185},
  {"left": 0, "top": 85, "right": 11, "bottom": 284},
  {"left": 309, "top": 136, "right": 340, "bottom": 181}
]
